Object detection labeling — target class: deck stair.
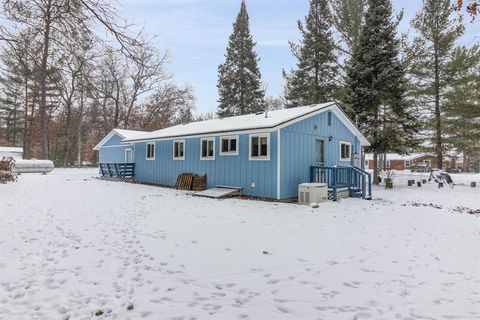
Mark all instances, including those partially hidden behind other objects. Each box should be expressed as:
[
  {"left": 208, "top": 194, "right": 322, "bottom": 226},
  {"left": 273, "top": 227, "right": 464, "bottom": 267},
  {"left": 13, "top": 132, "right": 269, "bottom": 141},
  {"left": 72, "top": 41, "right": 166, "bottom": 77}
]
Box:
[
  {"left": 310, "top": 165, "right": 372, "bottom": 201},
  {"left": 100, "top": 163, "right": 135, "bottom": 180}
]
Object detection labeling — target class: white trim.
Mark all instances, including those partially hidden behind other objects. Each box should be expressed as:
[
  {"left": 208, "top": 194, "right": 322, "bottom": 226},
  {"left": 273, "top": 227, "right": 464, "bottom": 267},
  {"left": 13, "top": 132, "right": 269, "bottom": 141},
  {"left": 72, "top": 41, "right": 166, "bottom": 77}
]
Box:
[
  {"left": 339, "top": 141, "right": 352, "bottom": 161},
  {"left": 200, "top": 137, "right": 215, "bottom": 160},
  {"left": 173, "top": 139, "right": 185, "bottom": 160},
  {"left": 99, "top": 144, "right": 133, "bottom": 149},
  {"left": 124, "top": 148, "right": 133, "bottom": 163},
  {"left": 146, "top": 142, "right": 155, "bottom": 160},
  {"left": 276, "top": 130, "right": 281, "bottom": 199},
  {"left": 249, "top": 133, "right": 270, "bottom": 161},
  {"left": 219, "top": 135, "right": 239, "bottom": 156}
]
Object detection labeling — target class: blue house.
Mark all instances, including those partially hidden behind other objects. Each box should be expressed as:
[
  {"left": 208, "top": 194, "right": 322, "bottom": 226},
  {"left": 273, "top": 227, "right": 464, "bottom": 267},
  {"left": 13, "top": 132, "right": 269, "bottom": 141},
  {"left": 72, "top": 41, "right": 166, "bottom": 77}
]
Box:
[{"left": 96, "top": 102, "right": 372, "bottom": 200}]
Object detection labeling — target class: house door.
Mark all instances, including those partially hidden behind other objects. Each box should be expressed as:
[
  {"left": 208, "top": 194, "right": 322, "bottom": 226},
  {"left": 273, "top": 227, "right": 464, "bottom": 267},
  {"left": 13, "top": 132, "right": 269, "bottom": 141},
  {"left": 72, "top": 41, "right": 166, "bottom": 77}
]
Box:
[
  {"left": 125, "top": 149, "right": 133, "bottom": 163},
  {"left": 315, "top": 139, "right": 326, "bottom": 165}
]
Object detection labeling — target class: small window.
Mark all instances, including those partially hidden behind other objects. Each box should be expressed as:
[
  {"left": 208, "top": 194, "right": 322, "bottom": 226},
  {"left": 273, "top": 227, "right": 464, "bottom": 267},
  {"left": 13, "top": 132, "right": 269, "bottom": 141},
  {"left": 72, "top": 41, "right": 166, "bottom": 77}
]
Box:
[
  {"left": 386, "top": 160, "right": 391, "bottom": 168},
  {"left": 173, "top": 140, "right": 185, "bottom": 160},
  {"left": 250, "top": 134, "right": 269, "bottom": 160},
  {"left": 340, "top": 141, "right": 351, "bottom": 161},
  {"left": 328, "top": 111, "right": 332, "bottom": 126},
  {"left": 201, "top": 138, "right": 215, "bottom": 160},
  {"left": 365, "top": 160, "right": 369, "bottom": 166},
  {"left": 220, "top": 136, "right": 238, "bottom": 155},
  {"left": 146, "top": 142, "right": 155, "bottom": 160},
  {"left": 405, "top": 160, "right": 411, "bottom": 167}
]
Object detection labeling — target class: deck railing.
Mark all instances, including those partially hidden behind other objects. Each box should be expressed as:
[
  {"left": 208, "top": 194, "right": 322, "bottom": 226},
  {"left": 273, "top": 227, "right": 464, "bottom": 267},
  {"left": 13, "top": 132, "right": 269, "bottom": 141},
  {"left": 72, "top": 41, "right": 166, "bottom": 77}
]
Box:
[
  {"left": 100, "top": 163, "right": 135, "bottom": 179},
  {"left": 310, "top": 165, "right": 372, "bottom": 201}
]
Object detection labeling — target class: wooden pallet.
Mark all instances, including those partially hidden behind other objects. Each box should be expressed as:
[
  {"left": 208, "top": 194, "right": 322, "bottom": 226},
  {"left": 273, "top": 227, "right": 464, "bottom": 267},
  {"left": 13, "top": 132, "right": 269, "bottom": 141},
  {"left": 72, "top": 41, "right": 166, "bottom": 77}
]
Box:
[
  {"left": 175, "top": 173, "right": 194, "bottom": 190},
  {"left": 192, "top": 175, "right": 206, "bottom": 191}
]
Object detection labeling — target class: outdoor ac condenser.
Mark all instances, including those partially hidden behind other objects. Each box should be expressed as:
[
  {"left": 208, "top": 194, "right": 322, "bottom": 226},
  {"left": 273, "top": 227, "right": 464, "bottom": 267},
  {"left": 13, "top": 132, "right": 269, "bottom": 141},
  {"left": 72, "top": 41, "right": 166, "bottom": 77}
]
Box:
[{"left": 298, "top": 183, "right": 328, "bottom": 205}]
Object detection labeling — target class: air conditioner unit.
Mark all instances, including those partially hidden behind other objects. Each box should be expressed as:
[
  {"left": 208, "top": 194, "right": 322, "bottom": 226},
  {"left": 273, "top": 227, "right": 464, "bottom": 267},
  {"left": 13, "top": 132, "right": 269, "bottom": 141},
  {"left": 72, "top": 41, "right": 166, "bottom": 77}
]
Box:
[{"left": 298, "top": 183, "right": 328, "bottom": 205}]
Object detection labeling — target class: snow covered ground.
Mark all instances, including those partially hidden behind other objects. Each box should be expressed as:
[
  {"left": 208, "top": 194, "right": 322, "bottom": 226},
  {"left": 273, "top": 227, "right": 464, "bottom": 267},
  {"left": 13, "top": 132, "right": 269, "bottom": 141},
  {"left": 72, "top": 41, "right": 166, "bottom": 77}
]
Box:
[{"left": 1, "top": 169, "right": 479, "bottom": 320}]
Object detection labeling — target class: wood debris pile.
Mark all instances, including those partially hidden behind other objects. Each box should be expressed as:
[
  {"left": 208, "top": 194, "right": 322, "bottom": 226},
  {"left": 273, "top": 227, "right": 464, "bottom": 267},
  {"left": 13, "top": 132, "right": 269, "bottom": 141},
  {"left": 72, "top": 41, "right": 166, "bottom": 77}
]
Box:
[{"left": 0, "top": 157, "right": 17, "bottom": 184}]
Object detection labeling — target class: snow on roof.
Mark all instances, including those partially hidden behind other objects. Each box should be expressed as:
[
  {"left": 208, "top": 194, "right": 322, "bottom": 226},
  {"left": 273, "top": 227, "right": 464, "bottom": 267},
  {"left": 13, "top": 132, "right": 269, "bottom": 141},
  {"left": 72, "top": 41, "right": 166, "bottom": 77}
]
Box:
[
  {"left": 0, "top": 147, "right": 23, "bottom": 153},
  {"left": 123, "top": 102, "right": 370, "bottom": 145},
  {"left": 93, "top": 129, "right": 147, "bottom": 150},
  {"left": 113, "top": 129, "right": 146, "bottom": 140},
  {"left": 365, "top": 153, "right": 426, "bottom": 161}
]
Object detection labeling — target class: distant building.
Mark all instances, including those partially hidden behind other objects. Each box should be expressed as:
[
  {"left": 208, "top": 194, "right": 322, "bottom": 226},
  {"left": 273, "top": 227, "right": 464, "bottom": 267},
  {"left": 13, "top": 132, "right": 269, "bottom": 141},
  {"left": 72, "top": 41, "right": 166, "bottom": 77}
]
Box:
[
  {"left": 365, "top": 153, "right": 463, "bottom": 171},
  {"left": 365, "top": 153, "right": 426, "bottom": 170},
  {"left": 0, "top": 147, "right": 23, "bottom": 160}
]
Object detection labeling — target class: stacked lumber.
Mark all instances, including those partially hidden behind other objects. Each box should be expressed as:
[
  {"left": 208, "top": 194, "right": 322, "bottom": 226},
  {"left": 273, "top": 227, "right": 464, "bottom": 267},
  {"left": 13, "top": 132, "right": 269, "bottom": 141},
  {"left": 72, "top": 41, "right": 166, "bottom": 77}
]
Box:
[
  {"left": 175, "top": 173, "right": 194, "bottom": 190},
  {"left": 175, "top": 173, "right": 207, "bottom": 191},
  {"left": 0, "top": 157, "right": 17, "bottom": 184}
]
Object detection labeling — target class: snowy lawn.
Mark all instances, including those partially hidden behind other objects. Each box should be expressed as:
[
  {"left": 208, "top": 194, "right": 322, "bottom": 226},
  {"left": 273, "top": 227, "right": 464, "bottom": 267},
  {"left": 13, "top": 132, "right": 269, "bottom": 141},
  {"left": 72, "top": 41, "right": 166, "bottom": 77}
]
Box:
[{"left": 1, "top": 169, "right": 479, "bottom": 320}]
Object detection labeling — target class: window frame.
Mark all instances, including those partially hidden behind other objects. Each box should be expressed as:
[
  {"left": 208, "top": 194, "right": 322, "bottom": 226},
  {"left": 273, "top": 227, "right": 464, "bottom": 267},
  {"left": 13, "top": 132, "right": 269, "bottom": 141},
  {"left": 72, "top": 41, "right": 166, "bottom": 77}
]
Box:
[
  {"left": 200, "top": 137, "right": 215, "bottom": 160},
  {"left": 339, "top": 141, "right": 352, "bottom": 161},
  {"left": 146, "top": 142, "right": 155, "bottom": 160},
  {"left": 173, "top": 139, "right": 185, "bottom": 160},
  {"left": 404, "top": 160, "right": 411, "bottom": 167},
  {"left": 219, "top": 135, "right": 239, "bottom": 156},
  {"left": 249, "top": 133, "right": 270, "bottom": 161},
  {"left": 125, "top": 148, "right": 133, "bottom": 163}
]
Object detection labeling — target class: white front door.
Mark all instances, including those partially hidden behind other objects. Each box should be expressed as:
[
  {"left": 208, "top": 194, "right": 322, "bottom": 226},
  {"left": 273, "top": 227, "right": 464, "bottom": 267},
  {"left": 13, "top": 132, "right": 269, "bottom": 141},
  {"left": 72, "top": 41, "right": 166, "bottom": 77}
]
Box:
[{"left": 125, "top": 149, "right": 133, "bottom": 163}]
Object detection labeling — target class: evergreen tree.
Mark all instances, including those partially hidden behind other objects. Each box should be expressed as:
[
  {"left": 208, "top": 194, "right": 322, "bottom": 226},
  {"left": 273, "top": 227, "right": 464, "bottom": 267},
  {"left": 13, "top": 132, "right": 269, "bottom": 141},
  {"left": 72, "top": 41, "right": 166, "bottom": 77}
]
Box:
[
  {"left": 408, "top": 0, "right": 464, "bottom": 169},
  {"left": 283, "top": 0, "right": 338, "bottom": 108},
  {"left": 345, "top": 0, "right": 418, "bottom": 184},
  {"left": 0, "top": 47, "right": 27, "bottom": 146},
  {"left": 443, "top": 45, "right": 480, "bottom": 171},
  {"left": 217, "top": 0, "right": 265, "bottom": 117}
]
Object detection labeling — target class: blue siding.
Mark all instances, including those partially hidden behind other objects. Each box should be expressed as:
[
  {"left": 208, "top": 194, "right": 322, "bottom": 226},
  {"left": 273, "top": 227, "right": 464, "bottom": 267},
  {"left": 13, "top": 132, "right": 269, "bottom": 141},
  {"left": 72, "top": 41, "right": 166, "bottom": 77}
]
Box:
[
  {"left": 279, "top": 111, "right": 362, "bottom": 199},
  {"left": 99, "top": 133, "right": 134, "bottom": 163},
  {"left": 133, "top": 132, "right": 278, "bottom": 198}
]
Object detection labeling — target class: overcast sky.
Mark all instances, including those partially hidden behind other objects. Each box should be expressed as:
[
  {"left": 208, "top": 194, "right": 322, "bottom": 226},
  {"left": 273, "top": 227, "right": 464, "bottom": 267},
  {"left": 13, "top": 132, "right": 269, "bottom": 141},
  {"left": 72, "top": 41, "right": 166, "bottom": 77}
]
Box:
[{"left": 118, "top": 0, "right": 479, "bottom": 115}]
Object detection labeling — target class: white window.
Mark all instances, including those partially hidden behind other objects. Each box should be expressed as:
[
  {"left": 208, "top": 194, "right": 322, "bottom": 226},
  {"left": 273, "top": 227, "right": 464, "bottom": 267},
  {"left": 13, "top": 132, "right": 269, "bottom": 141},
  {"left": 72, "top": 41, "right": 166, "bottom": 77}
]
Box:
[
  {"left": 146, "top": 142, "right": 155, "bottom": 160},
  {"left": 250, "top": 133, "right": 269, "bottom": 160},
  {"left": 405, "top": 160, "right": 411, "bottom": 167},
  {"left": 200, "top": 138, "right": 215, "bottom": 160},
  {"left": 173, "top": 140, "right": 185, "bottom": 160},
  {"left": 365, "top": 160, "right": 369, "bottom": 166},
  {"left": 340, "top": 141, "right": 351, "bottom": 161},
  {"left": 220, "top": 136, "right": 238, "bottom": 156}
]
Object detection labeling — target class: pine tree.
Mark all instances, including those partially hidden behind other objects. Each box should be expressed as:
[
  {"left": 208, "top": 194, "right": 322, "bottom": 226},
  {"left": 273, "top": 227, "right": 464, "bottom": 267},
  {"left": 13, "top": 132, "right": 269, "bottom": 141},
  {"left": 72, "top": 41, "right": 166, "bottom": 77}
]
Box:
[
  {"left": 408, "top": 0, "right": 464, "bottom": 170},
  {"left": 283, "top": 0, "right": 338, "bottom": 108},
  {"left": 217, "top": 0, "right": 265, "bottom": 117},
  {"left": 345, "top": 0, "right": 418, "bottom": 184},
  {"left": 443, "top": 45, "right": 480, "bottom": 171},
  {"left": 0, "top": 48, "right": 27, "bottom": 147}
]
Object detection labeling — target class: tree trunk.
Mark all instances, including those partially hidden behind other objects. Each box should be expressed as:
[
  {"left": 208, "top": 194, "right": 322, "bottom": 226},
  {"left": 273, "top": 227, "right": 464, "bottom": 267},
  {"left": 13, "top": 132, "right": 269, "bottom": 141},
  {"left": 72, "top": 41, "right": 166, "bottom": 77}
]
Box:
[
  {"left": 373, "top": 152, "right": 379, "bottom": 185},
  {"left": 22, "top": 78, "right": 29, "bottom": 159},
  {"left": 434, "top": 39, "right": 442, "bottom": 170},
  {"left": 39, "top": 2, "right": 52, "bottom": 159},
  {"left": 62, "top": 101, "right": 71, "bottom": 168}
]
